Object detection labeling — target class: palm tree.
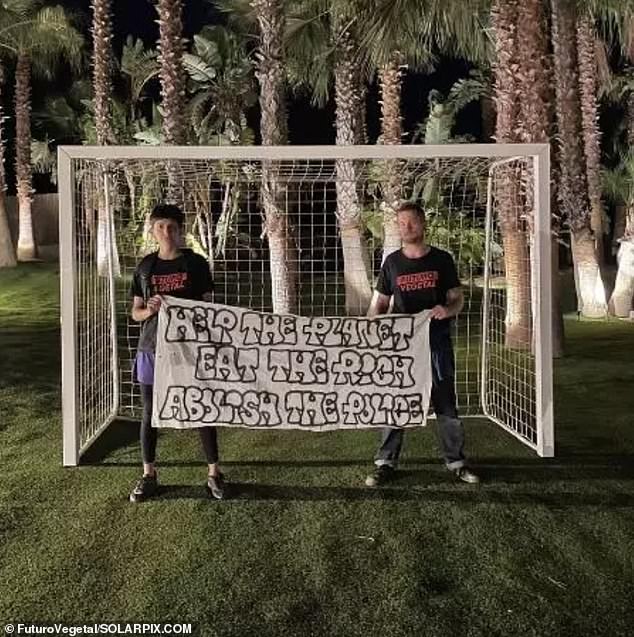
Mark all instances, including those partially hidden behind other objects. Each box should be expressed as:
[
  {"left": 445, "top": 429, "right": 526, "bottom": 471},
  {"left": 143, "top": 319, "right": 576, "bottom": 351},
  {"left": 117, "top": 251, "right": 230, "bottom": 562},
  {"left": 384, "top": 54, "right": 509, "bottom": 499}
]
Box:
[
  {"left": 576, "top": 11, "right": 608, "bottom": 267},
  {"left": 604, "top": 154, "right": 634, "bottom": 317},
  {"left": 377, "top": 50, "right": 405, "bottom": 262},
  {"left": 91, "top": 0, "right": 121, "bottom": 276},
  {"left": 361, "top": 1, "right": 421, "bottom": 262},
  {"left": 273, "top": 0, "right": 374, "bottom": 314},
  {"left": 512, "top": 0, "right": 565, "bottom": 355},
  {"left": 629, "top": 91, "right": 634, "bottom": 148},
  {"left": 551, "top": 0, "right": 608, "bottom": 318},
  {"left": 0, "top": 63, "right": 16, "bottom": 268},
  {"left": 361, "top": 0, "right": 490, "bottom": 262},
  {"left": 157, "top": 0, "right": 186, "bottom": 146},
  {"left": 330, "top": 5, "right": 373, "bottom": 313},
  {"left": 183, "top": 25, "right": 256, "bottom": 144},
  {"left": 0, "top": 2, "right": 82, "bottom": 262},
  {"left": 490, "top": 0, "right": 535, "bottom": 348},
  {"left": 251, "top": 0, "right": 298, "bottom": 314},
  {"left": 0, "top": 2, "right": 22, "bottom": 268},
  {"left": 517, "top": 0, "right": 562, "bottom": 345},
  {"left": 92, "top": 0, "right": 115, "bottom": 146},
  {"left": 593, "top": 2, "right": 634, "bottom": 271}
]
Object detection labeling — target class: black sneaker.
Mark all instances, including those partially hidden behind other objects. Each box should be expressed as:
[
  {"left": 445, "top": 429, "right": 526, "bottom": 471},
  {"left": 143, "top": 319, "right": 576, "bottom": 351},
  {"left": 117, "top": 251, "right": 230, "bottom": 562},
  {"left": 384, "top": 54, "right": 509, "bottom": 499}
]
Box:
[
  {"left": 365, "top": 465, "right": 395, "bottom": 487},
  {"left": 452, "top": 466, "right": 480, "bottom": 484},
  {"left": 206, "top": 472, "right": 226, "bottom": 500},
  {"left": 129, "top": 473, "right": 158, "bottom": 503}
]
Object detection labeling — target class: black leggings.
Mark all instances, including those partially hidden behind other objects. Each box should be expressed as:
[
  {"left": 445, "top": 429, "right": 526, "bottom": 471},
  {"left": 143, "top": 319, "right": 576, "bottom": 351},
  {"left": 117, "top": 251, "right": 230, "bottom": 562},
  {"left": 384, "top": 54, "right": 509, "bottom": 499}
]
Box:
[{"left": 140, "top": 383, "right": 219, "bottom": 465}]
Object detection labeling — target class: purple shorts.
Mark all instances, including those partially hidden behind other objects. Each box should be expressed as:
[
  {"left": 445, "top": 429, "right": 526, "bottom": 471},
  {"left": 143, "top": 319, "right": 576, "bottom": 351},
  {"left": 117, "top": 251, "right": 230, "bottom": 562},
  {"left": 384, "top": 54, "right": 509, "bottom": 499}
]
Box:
[{"left": 133, "top": 351, "right": 155, "bottom": 385}]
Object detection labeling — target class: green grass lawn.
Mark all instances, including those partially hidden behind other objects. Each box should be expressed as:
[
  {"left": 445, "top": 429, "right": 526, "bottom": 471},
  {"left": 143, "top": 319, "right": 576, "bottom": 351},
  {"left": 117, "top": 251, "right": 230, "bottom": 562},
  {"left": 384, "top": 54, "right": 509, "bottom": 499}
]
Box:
[{"left": 1, "top": 264, "right": 633, "bottom": 637}]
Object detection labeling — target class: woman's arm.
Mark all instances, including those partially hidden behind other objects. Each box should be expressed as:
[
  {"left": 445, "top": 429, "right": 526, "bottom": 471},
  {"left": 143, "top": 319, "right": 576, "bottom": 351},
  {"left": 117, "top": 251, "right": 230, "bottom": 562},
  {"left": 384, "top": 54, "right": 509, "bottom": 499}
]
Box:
[{"left": 131, "top": 295, "right": 160, "bottom": 322}]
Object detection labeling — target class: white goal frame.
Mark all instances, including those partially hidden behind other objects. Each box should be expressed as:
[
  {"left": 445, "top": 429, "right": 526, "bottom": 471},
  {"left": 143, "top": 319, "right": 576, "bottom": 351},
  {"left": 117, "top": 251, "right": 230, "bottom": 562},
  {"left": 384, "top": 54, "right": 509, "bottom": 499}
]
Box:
[{"left": 58, "top": 144, "right": 554, "bottom": 466}]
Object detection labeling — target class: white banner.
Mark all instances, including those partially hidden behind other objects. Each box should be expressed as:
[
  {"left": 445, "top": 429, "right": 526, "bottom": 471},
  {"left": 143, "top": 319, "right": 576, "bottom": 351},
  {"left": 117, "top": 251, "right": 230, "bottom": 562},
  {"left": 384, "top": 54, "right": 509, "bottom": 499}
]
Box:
[{"left": 152, "top": 296, "right": 432, "bottom": 431}]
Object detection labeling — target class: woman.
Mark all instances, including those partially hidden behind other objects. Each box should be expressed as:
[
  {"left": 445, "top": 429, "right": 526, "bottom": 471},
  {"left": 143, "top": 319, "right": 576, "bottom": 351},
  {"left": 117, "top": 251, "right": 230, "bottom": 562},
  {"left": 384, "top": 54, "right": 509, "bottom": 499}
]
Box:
[{"left": 128, "top": 203, "right": 226, "bottom": 502}]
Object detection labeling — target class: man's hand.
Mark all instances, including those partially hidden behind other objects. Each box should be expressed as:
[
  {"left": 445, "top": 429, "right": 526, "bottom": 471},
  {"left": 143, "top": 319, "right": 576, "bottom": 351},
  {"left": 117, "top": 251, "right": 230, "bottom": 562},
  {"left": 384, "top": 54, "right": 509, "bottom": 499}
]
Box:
[
  {"left": 146, "top": 295, "right": 162, "bottom": 316},
  {"left": 367, "top": 290, "right": 391, "bottom": 317},
  {"left": 429, "top": 304, "right": 450, "bottom": 320}
]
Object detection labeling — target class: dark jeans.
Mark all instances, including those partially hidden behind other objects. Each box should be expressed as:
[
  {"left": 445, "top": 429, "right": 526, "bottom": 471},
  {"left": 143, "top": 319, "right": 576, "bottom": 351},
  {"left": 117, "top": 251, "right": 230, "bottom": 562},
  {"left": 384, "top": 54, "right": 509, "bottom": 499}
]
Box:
[
  {"left": 140, "top": 383, "right": 219, "bottom": 465},
  {"left": 374, "top": 343, "right": 466, "bottom": 470}
]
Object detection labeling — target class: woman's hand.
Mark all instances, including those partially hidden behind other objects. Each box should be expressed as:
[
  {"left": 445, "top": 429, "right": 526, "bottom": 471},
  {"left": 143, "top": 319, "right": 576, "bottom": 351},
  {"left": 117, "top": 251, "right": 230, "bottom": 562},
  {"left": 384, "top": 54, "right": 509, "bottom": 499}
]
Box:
[{"left": 146, "top": 295, "right": 162, "bottom": 316}]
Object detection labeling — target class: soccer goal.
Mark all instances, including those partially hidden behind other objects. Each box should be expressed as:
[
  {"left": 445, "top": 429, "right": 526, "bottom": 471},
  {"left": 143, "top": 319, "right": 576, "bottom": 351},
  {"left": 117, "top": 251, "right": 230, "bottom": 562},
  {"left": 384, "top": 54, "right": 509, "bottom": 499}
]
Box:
[{"left": 58, "top": 144, "right": 553, "bottom": 466}]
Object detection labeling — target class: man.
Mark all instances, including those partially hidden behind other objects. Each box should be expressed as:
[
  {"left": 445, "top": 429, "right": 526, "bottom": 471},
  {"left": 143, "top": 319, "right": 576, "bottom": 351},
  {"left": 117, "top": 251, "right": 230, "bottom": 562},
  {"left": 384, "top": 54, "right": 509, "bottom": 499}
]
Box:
[
  {"left": 365, "top": 201, "right": 480, "bottom": 487},
  {"left": 129, "top": 203, "right": 226, "bottom": 502}
]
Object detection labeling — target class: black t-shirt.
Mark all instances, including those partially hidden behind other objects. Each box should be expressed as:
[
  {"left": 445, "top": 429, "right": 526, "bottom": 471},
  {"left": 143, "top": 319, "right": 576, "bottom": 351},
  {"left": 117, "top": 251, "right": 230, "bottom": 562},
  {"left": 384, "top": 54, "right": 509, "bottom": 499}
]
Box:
[
  {"left": 376, "top": 247, "right": 461, "bottom": 345},
  {"left": 130, "top": 252, "right": 214, "bottom": 352}
]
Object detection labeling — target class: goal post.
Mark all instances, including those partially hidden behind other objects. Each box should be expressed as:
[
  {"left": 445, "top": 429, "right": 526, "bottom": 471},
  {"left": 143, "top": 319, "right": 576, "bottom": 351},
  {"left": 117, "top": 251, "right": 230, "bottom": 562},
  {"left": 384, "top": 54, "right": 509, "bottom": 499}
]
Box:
[
  {"left": 480, "top": 152, "right": 553, "bottom": 458},
  {"left": 58, "top": 144, "right": 554, "bottom": 466}
]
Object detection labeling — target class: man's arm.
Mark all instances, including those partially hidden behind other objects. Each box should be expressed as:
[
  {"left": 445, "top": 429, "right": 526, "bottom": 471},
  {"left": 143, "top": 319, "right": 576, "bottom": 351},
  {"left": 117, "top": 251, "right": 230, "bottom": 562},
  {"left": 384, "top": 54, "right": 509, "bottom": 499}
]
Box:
[
  {"left": 367, "top": 290, "right": 391, "bottom": 317},
  {"left": 429, "top": 286, "right": 464, "bottom": 320}
]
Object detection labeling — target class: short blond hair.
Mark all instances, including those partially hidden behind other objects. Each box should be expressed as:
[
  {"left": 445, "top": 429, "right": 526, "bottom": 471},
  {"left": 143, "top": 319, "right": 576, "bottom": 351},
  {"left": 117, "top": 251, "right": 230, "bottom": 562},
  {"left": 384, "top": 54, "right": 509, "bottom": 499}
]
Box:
[{"left": 395, "top": 201, "right": 425, "bottom": 220}]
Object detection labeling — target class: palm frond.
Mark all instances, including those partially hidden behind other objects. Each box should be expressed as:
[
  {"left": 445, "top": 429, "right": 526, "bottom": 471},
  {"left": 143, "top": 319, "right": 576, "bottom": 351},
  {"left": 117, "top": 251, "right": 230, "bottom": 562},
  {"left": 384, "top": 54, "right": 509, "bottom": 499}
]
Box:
[
  {"left": 31, "top": 136, "right": 57, "bottom": 182},
  {"left": 446, "top": 71, "right": 489, "bottom": 113},
  {"left": 210, "top": 0, "right": 258, "bottom": 38},
  {"left": 587, "top": 0, "right": 634, "bottom": 60},
  {"left": 121, "top": 36, "right": 159, "bottom": 104},
  {"left": 29, "top": 6, "right": 83, "bottom": 77},
  {"left": 183, "top": 52, "right": 217, "bottom": 84},
  {"left": 359, "top": 0, "right": 435, "bottom": 70},
  {"left": 285, "top": 0, "right": 333, "bottom": 104},
  {"left": 602, "top": 153, "right": 634, "bottom": 204}
]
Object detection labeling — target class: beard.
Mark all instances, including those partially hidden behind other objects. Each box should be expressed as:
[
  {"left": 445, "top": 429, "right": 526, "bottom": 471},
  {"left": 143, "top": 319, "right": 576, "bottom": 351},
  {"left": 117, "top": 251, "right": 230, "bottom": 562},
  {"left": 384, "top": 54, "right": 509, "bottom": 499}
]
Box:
[{"left": 401, "top": 231, "right": 425, "bottom": 245}]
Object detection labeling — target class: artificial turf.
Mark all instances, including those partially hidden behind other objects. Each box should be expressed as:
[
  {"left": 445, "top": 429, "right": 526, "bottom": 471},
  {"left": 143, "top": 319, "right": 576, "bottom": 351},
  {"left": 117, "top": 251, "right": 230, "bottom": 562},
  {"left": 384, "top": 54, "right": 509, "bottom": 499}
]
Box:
[{"left": 1, "top": 264, "right": 632, "bottom": 636}]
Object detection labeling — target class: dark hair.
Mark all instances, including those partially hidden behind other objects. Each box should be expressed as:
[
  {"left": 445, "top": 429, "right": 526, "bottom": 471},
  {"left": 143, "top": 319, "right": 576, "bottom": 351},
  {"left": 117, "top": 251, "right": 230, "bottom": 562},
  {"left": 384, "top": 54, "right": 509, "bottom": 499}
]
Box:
[
  {"left": 150, "top": 203, "right": 185, "bottom": 227},
  {"left": 395, "top": 201, "right": 425, "bottom": 220}
]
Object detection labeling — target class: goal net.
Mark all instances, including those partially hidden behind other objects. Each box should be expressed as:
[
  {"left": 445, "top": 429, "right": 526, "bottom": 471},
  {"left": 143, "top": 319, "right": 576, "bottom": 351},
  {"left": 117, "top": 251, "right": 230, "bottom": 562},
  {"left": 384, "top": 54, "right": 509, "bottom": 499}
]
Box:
[{"left": 58, "top": 145, "right": 553, "bottom": 466}]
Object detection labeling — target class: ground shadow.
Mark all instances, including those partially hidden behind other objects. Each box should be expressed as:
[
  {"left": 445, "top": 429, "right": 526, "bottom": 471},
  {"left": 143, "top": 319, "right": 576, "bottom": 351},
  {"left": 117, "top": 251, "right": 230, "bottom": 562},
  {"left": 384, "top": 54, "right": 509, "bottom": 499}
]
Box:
[
  {"left": 145, "top": 481, "right": 634, "bottom": 508},
  {"left": 81, "top": 418, "right": 140, "bottom": 463},
  {"left": 81, "top": 419, "right": 634, "bottom": 485},
  {"left": 95, "top": 456, "right": 634, "bottom": 482}
]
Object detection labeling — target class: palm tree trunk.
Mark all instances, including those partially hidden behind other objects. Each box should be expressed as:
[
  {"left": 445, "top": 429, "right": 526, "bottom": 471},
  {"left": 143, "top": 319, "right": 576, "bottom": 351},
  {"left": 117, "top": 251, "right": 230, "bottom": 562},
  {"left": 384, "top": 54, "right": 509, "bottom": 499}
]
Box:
[
  {"left": 550, "top": 0, "right": 607, "bottom": 317},
  {"left": 92, "top": 0, "right": 115, "bottom": 146},
  {"left": 609, "top": 203, "right": 634, "bottom": 317},
  {"left": 0, "top": 195, "right": 14, "bottom": 268},
  {"left": 15, "top": 52, "right": 36, "bottom": 262},
  {"left": 493, "top": 0, "right": 520, "bottom": 144},
  {"left": 551, "top": 237, "right": 565, "bottom": 356},
  {"left": 158, "top": 0, "right": 186, "bottom": 205},
  {"left": 252, "top": 0, "right": 297, "bottom": 314},
  {"left": 517, "top": 0, "right": 550, "bottom": 142},
  {"left": 379, "top": 52, "right": 403, "bottom": 263},
  {"left": 628, "top": 92, "right": 634, "bottom": 150},
  {"left": 92, "top": 0, "right": 114, "bottom": 146},
  {"left": 481, "top": 95, "right": 496, "bottom": 142},
  {"left": 492, "top": 0, "right": 531, "bottom": 348},
  {"left": 608, "top": 26, "right": 634, "bottom": 317},
  {"left": 500, "top": 211, "right": 532, "bottom": 346},
  {"left": 333, "top": 9, "right": 372, "bottom": 315},
  {"left": 516, "top": 0, "right": 564, "bottom": 355},
  {"left": 0, "top": 63, "right": 16, "bottom": 268},
  {"left": 157, "top": 0, "right": 186, "bottom": 145},
  {"left": 354, "top": 78, "right": 368, "bottom": 145},
  {"left": 549, "top": 154, "right": 566, "bottom": 357},
  {"left": 576, "top": 14, "right": 606, "bottom": 266},
  {"left": 571, "top": 227, "right": 609, "bottom": 316},
  {"left": 92, "top": 0, "right": 121, "bottom": 277}
]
